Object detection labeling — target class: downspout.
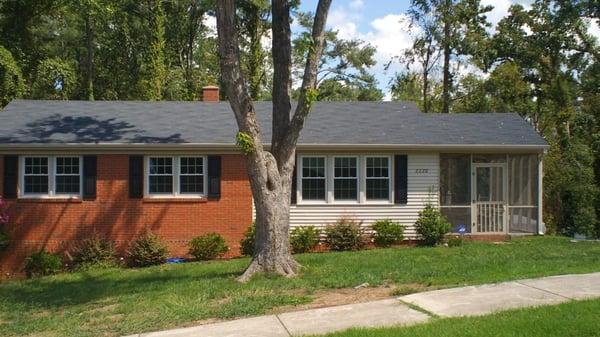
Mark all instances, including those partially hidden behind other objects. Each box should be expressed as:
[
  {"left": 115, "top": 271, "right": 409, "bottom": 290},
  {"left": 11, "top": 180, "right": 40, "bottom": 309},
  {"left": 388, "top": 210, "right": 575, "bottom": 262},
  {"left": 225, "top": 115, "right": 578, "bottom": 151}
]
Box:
[{"left": 537, "top": 153, "right": 544, "bottom": 235}]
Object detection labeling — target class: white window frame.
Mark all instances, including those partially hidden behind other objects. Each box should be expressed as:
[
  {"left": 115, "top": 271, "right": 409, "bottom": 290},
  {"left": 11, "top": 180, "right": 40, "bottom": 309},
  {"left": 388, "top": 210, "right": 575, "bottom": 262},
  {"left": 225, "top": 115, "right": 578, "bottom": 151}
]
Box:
[
  {"left": 298, "top": 155, "right": 328, "bottom": 204},
  {"left": 363, "top": 155, "right": 393, "bottom": 204},
  {"left": 296, "top": 154, "right": 394, "bottom": 205},
  {"left": 332, "top": 155, "right": 359, "bottom": 203},
  {"left": 19, "top": 155, "right": 83, "bottom": 199},
  {"left": 145, "top": 155, "right": 207, "bottom": 198}
]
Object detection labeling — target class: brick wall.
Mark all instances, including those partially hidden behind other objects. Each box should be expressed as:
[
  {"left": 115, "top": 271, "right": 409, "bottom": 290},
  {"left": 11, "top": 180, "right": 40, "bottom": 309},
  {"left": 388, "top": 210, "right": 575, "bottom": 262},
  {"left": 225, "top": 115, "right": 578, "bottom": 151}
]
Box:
[{"left": 0, "top": 154, "right": 252, "bottom": 276}]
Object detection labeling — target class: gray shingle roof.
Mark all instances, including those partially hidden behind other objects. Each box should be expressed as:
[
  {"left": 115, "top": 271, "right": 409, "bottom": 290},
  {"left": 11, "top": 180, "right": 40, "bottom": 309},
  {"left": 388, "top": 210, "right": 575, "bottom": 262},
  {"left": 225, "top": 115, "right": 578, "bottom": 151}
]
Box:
[{"left": 0, "top": 100, "right": 547, "bottom": 147}]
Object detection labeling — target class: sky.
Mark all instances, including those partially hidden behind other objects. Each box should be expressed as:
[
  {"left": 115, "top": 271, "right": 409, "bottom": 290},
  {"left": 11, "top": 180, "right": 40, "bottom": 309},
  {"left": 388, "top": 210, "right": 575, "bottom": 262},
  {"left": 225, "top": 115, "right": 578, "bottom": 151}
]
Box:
[{"left": 297, "top": 0, "right": 600, "bottom": 100}]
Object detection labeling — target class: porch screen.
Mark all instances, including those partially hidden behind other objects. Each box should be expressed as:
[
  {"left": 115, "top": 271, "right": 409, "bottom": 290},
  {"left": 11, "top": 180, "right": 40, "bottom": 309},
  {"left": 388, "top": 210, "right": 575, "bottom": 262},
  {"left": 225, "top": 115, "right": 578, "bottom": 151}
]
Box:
[
  {"left": 440, "top": 154, "right": 471, "bottom": 232},
  {"left": 508, "top": 154, "right": 539, "bottom": 233}
]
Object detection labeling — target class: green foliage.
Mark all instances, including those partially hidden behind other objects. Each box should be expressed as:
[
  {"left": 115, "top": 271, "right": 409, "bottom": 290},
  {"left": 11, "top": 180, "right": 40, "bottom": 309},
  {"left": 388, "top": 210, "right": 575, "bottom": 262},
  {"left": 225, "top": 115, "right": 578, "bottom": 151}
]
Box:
[
  {"left": 290, "top": 226, "right": 321, "bottom": 254},
  {"left": 324, "top": 218, "right": 365, "bottom": 251},
  {"left": 236, "top": 132, "right": 255, "bottom": 155},
  {"left": 544, "top": 138, "right": 598, "bottom": 238},
  {"left": 126, "top": 231, "right": 168, "bottom": 268},
  {"left": 138, "top": 0, "right": 167, "bottom": 100},
  {"left": 31, "top": 58, "right": 76, "bottom": 99},
  {"left": 24, "top": 251, "right": 63, "bottom": 278},
  {"left": 447, "top": 235, "right": 464, "bottom": 247},
  {"left": 188, "top": 233, "right": 229, "bottom": 261},
  {"left": 71, "top": 235, "right": 116, "bottom": 269},
  {"left": 0, "top": 45, "right": 24, "bottom": 107},
  {"left": 240, "top": 223, "right": 256, "bottom": 256},
  {"left": 371, "top": 219, "right": 405, "bottom": 247},
  {"left": 415, "top": 204, "right": 452, "bottom": 246}
]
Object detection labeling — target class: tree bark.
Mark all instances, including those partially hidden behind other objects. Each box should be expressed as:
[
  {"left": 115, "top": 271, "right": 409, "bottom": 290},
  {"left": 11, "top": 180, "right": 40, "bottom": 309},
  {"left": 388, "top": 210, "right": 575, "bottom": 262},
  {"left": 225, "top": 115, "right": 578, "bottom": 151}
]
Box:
[
  {"left": 442, "top": 0, "right": 451, "bottom": 114},
  {"left": 85, "top": 13, "right": 94, "bottom": 101},
  {"left": 215, "top": 0, "right": 332, "bottom": 282}
]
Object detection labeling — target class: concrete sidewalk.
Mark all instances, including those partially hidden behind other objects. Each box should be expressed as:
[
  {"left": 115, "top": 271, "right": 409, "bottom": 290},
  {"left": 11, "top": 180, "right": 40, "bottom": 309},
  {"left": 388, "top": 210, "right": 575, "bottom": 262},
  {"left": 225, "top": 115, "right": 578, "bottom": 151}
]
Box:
[{"left": 125, "top": 272, "right": 600, "bottom": 337}]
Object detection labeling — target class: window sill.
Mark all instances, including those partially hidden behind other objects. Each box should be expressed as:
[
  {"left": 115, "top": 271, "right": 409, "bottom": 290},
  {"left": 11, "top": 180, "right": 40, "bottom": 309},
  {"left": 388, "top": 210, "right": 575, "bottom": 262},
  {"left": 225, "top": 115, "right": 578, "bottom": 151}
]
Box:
[
  {"left": 143, "top": 197, "right": 207, "bottom": 203},
  {"left": 17, "top": 197, "right": 83, "bottom": 204}
]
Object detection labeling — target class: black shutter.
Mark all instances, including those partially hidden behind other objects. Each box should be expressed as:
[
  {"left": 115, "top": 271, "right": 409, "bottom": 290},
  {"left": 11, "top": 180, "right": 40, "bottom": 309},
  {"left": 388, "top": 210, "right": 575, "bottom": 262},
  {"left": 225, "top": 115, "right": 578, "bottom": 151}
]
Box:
[
  {"left": 394, "top": 155, "right": 408, "bottom": 204},
  {"left": 129, "top": 155, "right": 144, "bottom": 199},
  {"left": 83, "top": 156, "right": 97, "bottom": 199},
  {"left": 291, "top": 164, "right": 297, "bottom": 205},
  {"left": 207, "top": 155, "right": 221, "bottom": 199},
  {"left": 3, "top": 155, "right": 18, "bottom": 199}
]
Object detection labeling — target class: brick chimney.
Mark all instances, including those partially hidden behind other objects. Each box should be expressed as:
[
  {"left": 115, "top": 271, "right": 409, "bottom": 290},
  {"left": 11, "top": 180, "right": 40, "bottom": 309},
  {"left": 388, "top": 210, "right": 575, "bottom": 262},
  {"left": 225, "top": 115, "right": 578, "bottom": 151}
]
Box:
[{"left": 202, "top": 85, "right": 220, "bottom": 102}]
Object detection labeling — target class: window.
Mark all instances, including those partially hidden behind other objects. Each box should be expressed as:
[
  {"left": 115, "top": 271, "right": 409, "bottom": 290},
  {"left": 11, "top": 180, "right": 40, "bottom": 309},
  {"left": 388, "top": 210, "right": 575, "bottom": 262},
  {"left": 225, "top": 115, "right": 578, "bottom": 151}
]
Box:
[
  {"left": 179, "top": 157, "right": 204, "bottom": 194},
  {"left": 301, "top": 156, "right": 326, "bottom": 201},
  {"left": 334, "top": 157, "right": 358, "bottom": 201},
  {"left": 55, "top": 157, "right": 80, "bottom": 194},
  {"left": 366, "top": 157, "right": 390, "bottom": 200},
  {"left": 24, "top": 157, "right": 49, "bottom": 194},
  {"left": 148, "top": 157, "right": 173, "bottom": 194},
  {"left": 146, "top": 156, "right": 206, "bottom": 196},
  {"left": 21, "top": 156, "right": 81, "bottom": 197}
]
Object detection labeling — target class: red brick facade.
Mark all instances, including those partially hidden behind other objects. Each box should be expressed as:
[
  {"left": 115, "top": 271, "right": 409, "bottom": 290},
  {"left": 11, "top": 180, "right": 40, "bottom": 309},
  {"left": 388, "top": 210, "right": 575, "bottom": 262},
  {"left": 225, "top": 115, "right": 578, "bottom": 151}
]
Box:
[{"left": 0, "top": 154, "right": 253, "bottom": 276}]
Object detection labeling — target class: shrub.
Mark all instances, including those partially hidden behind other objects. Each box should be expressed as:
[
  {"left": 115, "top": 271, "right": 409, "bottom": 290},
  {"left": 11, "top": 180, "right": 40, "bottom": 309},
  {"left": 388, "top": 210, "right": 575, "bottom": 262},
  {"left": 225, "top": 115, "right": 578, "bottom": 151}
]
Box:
[
  {"left": 126, "top": 231, "right": 168, "bottom": 267},
  {"left": 240, "top": 223, "right": 256, "bottom": 256},
  {"left": 324, "top": 218, "right": 365, "bottom": 251},
  {"left": 447, "top": 235, "right": 464, "bottom": 247},
  {"left": 189, "top": 233, "right": 229, "bottom": 261},
  {"left": 24, "top": 251, "right": 63, "bottom": 277},
  {"left": 290, "top": 226, "right": 320, "bottom": 254},
  {"left": 371, "top": 219, "right": 405, "bottom": 247},
  {"left": 71, "top": 235, "right": 116, "bottom": 269},
  {"left": 415, "top": 204, "right": 452, "bottom": 246}
]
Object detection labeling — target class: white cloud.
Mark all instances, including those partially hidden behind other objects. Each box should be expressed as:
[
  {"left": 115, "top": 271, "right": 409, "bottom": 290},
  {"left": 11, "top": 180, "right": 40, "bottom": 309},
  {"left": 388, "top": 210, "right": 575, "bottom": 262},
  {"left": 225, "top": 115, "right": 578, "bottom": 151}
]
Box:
[
  {"left": 349, "top": 0, "right": 364, "bottom": 10},
  {"left": 481, "top": 0, "right": 512, "bottom": 28},
  {"left": 587, "top": 18, "right": 600, "bottom": 40},
  {"left": 203, "top": 14, "right": 217, "bottom": 37}
]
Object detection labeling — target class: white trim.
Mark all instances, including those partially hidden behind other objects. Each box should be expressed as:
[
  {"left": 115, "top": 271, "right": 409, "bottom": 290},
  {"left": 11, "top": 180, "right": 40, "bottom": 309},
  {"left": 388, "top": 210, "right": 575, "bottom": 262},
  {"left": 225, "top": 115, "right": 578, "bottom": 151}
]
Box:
[
  {"left": 297, "top": 154, "right": 394, "bottom": 205},
  {"left": 332, "top": 155, "right": 359, "bottom": 203},
  {"left": 18, "top": 155, "right": 83, "bottom": 199},
  {"left": 471, "top": 162, "right": 508, "bottom": 234},
  {"left": 364, "top": 155, "right": 393, "bottom": 205},
  {"left": 144, "top": 155, "right": 207, "bottom": 198},
  {"left": 297, "top": 155, "right": 328, "bottom": 204},
  {"left": 538, "top": 155, "right": 544, "bottom": 234}
]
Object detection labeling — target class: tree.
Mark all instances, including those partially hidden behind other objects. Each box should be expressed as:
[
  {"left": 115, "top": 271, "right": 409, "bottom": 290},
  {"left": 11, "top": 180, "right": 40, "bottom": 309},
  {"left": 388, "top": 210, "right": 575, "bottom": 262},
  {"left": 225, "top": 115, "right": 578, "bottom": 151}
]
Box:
[
  {"left": 293, "top": 12, "right": 380, "bottom": 101},
  {"left": 408, "top": 0, "right": 492, "bottom": 113},
  {"left": 0, "top": 45, "right": 24, "bottom": 107},
  {"left": 215, "top": 0, "right": 332, "bottom": 281},
  {"left": 31, "top": 58, "right": 76, "bottom": 99},
  {"left": 139, "top": 0, "right": 167, "bottom": 100}
]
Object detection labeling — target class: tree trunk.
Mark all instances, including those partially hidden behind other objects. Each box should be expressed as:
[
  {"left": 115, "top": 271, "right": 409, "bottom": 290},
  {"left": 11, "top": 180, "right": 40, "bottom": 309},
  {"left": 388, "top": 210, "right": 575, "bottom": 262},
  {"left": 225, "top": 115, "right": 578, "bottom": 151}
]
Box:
[
  {"left": 239, "top": 156, "right": 299, "bottom": 282},
  {"left": 85, "top": 13, "right": 94, "bottom": 101},
  {"left": 216, "top": 0, "right": 332, "bottom": 282},
  {"left": 442, "top": 0, "right": 451, "bottom": 114}
]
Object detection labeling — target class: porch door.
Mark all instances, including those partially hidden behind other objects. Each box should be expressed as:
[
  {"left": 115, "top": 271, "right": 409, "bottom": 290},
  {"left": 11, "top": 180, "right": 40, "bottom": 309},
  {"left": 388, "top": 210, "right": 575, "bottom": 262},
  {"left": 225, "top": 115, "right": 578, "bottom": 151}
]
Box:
[{"left": 472, "top": 164, "right": 507, "bottom": 233}]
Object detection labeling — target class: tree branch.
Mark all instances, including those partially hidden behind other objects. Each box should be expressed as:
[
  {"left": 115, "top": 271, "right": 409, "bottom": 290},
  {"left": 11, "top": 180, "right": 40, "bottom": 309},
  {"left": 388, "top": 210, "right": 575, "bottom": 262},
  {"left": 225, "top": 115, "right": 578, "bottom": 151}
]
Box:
[{"left": 281, "top": 0, "right": 333, "bottom": 149}]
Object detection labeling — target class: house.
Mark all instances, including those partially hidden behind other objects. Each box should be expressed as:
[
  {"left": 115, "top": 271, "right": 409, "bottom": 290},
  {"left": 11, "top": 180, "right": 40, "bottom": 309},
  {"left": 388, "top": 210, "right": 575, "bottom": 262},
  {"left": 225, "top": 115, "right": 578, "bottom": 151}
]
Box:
[{"left": 0, "top": 87, "right": 548, "bottom": 273}]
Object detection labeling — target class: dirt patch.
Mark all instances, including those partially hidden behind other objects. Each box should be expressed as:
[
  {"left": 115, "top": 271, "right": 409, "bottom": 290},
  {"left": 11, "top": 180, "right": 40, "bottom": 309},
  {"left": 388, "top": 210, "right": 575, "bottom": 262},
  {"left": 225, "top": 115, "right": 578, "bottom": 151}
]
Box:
[{"left": 269, "top": 285, "right": 399, "bottom": 313}]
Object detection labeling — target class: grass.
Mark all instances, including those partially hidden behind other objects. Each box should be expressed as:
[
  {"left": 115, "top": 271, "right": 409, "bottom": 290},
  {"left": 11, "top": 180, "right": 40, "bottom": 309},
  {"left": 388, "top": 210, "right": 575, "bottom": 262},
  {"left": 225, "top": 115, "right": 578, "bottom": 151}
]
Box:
[
  {"left": 316, "top": 299, "right": 600, "bottom": 337},
  {"left": 0, "top": 236, "right": 599, "bottom": 336}
]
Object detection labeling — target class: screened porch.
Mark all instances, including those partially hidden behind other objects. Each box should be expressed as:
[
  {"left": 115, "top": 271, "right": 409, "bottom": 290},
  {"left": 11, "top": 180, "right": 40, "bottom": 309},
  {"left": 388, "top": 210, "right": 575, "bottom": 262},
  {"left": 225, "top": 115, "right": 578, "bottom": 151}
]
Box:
[{"left": 439, "top": 153, "right": 543, "bottom": 235}]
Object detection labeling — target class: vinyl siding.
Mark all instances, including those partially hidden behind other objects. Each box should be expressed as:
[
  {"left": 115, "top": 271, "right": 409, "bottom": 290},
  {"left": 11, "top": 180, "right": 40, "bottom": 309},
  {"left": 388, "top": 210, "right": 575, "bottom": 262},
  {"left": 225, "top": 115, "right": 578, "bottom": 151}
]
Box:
[{"left": 253, "top": 153, "right": 440, "bottom": 239}]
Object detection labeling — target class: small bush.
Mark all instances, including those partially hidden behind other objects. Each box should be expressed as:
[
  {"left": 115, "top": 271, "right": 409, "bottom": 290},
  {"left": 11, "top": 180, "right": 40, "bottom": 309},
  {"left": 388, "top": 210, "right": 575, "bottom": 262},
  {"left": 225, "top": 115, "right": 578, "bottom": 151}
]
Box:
[
  {"left": 126, "top": 231, "right": 168, "bottom": 267},
  {"left": 324, "top": 218, "right": 365, "bottom": 251},
  {"left": 447, "top": 235, "right": 464, "bottom": 247},
  {"left": 415, "top": 204, "right": 452, "bottom": 246},
  {"left": 0, "top": 228, "right": 9, "bottom": 252},
  {"left": 372, "top": 219, "right": 405, "bottom": 247},
  {"left": 290, "top": 226, "right": 320, "bottom": 254},
  {"left": 24, "top": 251, "right": 63, "bottom": 277},
  {"left": 71, "top": 235, "right": 116, "bottom": 269},
  {"left": 240, "top": 223, "right": 256, "bottom": 256},
  {"left": 189, "top": 233, "right": 229, "bottom": 261}
]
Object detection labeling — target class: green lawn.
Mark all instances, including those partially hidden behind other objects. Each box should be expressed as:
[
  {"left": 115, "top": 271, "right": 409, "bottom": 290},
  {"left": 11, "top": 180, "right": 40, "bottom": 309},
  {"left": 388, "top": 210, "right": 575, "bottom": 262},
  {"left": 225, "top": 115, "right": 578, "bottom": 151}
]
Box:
[
  {"left": 316, "top": 299, "right": 600, "bottom": 337},
  {"left": 0, "top": 236, "right": 599, "bottom": 337}
]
